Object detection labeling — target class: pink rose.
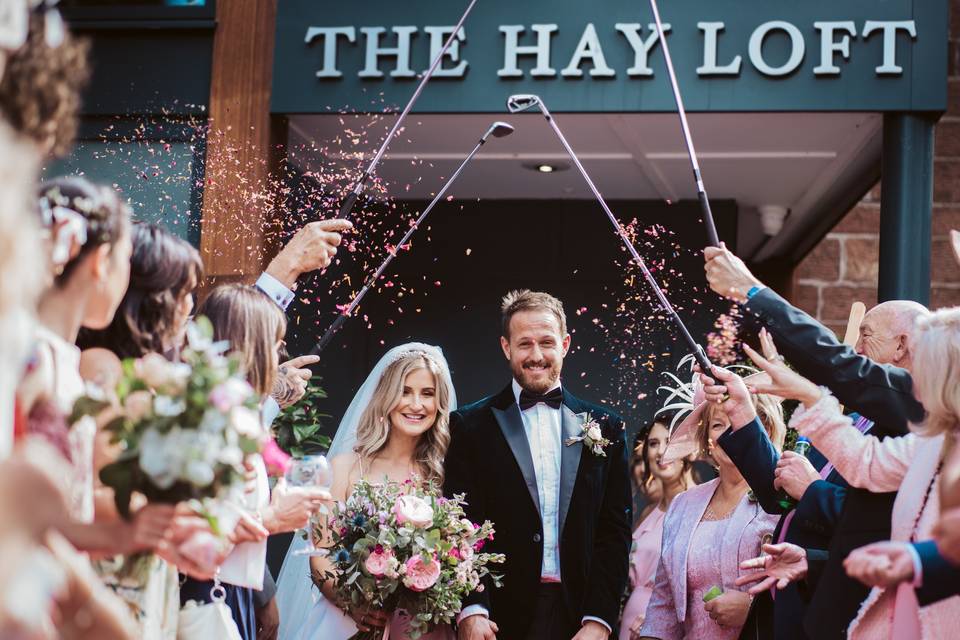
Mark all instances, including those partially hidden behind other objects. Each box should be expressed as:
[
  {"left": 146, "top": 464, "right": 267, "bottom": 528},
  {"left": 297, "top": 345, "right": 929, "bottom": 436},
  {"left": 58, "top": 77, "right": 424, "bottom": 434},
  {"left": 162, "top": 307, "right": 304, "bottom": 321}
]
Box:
[
  {"left": 261, "top": 437, "right": 291, "bottom": 476},
  {"left": 392, "top": 495, "right": 433, "bottom": 527},
  {"left": 402, "top": 555, "right": 441, "bottom": 592},
  {"left": 364, "top": 547, "right": 393, "bottom": 577}
]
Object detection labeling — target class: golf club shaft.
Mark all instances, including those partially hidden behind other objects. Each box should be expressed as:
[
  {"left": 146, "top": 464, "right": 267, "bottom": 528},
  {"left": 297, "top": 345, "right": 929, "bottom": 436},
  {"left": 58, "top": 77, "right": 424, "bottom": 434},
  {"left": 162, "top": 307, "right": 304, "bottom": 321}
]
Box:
[
  {"left": 311, "top": 130, "right": 492, "bottom": 356},
  {"left": 336, "top": 0, "right": 479, "bottom": 222},
  {"left": 649, "top": 0, "right": 720, "bottom": 247},
  {"left": 535, "top": 103, "right": 712, "bottom": 371}
]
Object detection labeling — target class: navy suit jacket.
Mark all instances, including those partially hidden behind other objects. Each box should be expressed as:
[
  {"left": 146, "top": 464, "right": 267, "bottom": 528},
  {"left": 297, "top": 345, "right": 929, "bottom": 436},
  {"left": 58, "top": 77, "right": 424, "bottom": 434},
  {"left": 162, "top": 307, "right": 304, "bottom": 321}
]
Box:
[
  {"left": 719, "top": 418, "right": 847, "bottom": 640},
  {"left": 914, "top": 540, "right": 960, "bottom": 606}
]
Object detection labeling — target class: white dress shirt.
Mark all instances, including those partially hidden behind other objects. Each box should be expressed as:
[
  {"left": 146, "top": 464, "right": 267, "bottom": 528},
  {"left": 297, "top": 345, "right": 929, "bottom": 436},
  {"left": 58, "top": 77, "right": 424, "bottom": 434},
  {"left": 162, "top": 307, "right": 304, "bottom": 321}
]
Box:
[
  {"left": 255, "top": 272, "right": 295, "bottom": 311},
  {"left": 513, "top": 379, "right": 563, "bottom": 581}
]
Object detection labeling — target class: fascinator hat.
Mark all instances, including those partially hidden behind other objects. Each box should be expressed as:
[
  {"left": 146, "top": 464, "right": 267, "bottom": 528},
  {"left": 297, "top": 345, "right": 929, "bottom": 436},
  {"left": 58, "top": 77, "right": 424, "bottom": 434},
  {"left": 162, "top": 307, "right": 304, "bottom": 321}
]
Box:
[{"left": 654, "top": 354, "right": 775, "bottom": 464}]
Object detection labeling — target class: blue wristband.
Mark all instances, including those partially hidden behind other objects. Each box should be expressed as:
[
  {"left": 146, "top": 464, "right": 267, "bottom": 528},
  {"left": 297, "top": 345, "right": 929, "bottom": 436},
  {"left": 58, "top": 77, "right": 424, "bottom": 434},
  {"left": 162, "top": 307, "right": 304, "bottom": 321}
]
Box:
[{"left": 747, "top": 285, "right": 763, "bottom": 299}]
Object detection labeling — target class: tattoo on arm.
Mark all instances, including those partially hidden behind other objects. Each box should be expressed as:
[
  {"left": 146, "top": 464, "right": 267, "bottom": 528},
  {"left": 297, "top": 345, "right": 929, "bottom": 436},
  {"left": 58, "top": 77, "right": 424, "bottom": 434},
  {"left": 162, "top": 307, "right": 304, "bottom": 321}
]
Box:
[{"left": 271, "top": 366, "right": 300, "bottom": 408}]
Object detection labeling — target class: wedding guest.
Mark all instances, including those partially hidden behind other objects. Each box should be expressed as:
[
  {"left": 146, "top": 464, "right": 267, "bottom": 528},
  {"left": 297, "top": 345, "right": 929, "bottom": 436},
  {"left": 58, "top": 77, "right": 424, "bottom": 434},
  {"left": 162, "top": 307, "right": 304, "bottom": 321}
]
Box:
[
  {"left": 621, "top": 419, "right": 696, "bottom": 639},
  {"left": 639, "top": 382, "right": 784, "bottom": 640},
  {"left": 78, "top": 223, "right": 202, "bottom": 362},
  {"left": 0, "top": 121, "right": 43, "bottom": 457},
  {"left": 23, "top": 177, "right": 176, "bottom": 553},
  {"left": 185, "top": 284, "right": 329, "bottom": 640},
  {"left": 728, "top": 317, "right": 960, "bottom": 638},
  {"left": 704, "top": 242, "right": 927, "bottom": 640},
  {"left": 630, "top": 427, "right": 661, "bottom": 527},
  {"left": 0, "top": 5, "right": 89, "bottom": 157}
]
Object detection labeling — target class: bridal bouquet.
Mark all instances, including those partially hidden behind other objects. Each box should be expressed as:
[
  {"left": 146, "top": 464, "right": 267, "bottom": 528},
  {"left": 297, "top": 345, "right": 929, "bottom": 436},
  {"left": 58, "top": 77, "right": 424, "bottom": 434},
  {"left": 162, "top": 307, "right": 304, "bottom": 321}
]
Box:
[
  {"left": 72, "top": 317, "right": 266, "bottom": 521},
  {"left": 326, "top": 478, "right": 505, "bottom": 639}
]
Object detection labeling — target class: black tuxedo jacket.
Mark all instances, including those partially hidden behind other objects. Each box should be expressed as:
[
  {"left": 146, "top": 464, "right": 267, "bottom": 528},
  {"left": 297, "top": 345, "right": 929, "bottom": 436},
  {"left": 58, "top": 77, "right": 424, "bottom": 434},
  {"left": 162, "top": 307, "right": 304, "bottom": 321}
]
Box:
[
  {"left": 443, "top": 384, "right": 632, "bottom": 639},
  {"left": 744, "top": 288, "right": 925, "bottom": 640}
]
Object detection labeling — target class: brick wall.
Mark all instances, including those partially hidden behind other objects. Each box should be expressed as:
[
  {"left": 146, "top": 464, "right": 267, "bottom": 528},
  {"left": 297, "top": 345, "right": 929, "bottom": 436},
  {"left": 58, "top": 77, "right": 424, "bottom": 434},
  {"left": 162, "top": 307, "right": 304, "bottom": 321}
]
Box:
[{"left": 793, "top": 1, "right": 960, "bottom": 330}]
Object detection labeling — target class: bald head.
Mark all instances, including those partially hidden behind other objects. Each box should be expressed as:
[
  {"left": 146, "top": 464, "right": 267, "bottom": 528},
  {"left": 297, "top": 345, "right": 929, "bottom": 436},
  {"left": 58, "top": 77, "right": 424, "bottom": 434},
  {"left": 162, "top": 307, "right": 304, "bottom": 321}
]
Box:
[{"left": 856, "top": 300, "right": 930, "bottom": 371}]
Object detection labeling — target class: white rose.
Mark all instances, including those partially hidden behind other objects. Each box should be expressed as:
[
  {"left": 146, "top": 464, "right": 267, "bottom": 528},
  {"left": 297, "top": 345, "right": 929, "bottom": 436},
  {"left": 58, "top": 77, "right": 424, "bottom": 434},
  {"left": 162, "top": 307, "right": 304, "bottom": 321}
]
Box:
[
  {"left": 230, "top": 406, "right": 264, "bottom": 440},
  {"left": 136, "top": 353, "right": 191, "bottom": 393},
  {"left": 586, "top": 424, "right": 603, "bottom": 442},
  {"left": 218, "top": 445, "right": 243, "bottom": 467},
  {"left": 139, "top": 429, "right": 177, "bottom": 489},
  {"left": 392, "top": 494, "right": 434, "bottom": 528},
  {"left": 154, "top": 395, "right": 186, "bottom": 417},
  {"left": 184, "top": 459, "right": 215, "bottom": 487},
  {"left": 198, "top": 409, "right": 228, "bottom": 434},
  {"left": 124, "top": 390, "right": 153, "bottom": 421}
]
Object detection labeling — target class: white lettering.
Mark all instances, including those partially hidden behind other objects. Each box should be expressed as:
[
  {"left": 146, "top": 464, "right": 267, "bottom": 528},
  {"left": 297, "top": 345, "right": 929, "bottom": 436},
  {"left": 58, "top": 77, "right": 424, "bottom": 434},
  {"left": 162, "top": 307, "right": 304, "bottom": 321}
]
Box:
[
  {"left": 561, "top": 23, "right": 615, "bottom": 77},
  {"left": 498, "top": 24, "right": 558, "bottom": 77},
  {"left": 749, "top": 20, "right": 805, "bottom": 77},
  {"left": 862, "top": 20, "right": 917, "bottom": 75},
  {"left": 358, "top": 26, "right": 418, "bottom": 78},
  {"left": 305, "top": 26, "right": 356, "bottom": 78},
  {"left": 697, "top": 22, "right": 742, "bottom": 75},
  {"left": 615, "top": 23, "right": 669, "bottom": 77},
  {"left": 424, "top": 26, "right": 468, "bottom": 77},
  {"left": 814, "top": 21, "right": 856, "bottom": 75}
]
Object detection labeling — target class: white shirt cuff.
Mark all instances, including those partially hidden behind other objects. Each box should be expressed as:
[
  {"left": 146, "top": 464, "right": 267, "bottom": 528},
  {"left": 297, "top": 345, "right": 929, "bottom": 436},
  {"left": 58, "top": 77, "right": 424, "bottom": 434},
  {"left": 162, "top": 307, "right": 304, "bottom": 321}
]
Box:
[
  {"left": 255, "top": 272, "right": 295, "bottom": 311},
  {"left": 907, "top": 543, "right": 924, "bottom": 588},
  {"left": 582, "top": 616, "right": 612, "bottom": 633},
  {"left": 457, "top": 605, "right": 488, "bottom": 624},
  {"left": 262, "top": 396, "right": 281, "bottom": 428}
]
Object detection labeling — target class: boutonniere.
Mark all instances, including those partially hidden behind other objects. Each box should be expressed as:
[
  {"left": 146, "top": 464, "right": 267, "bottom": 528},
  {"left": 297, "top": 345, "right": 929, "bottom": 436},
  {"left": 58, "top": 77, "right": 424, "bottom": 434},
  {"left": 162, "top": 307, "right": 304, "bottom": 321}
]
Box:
[{"left": 564, "top": 413, "right": 612, "bottom": 457}]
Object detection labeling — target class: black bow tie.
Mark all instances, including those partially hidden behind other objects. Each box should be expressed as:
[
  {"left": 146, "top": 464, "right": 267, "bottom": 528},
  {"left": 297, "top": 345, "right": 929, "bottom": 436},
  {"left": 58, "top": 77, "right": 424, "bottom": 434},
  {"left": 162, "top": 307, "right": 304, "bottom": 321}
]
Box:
[{"left": 518, "top": 387, "right": 563, "bottom": 411}]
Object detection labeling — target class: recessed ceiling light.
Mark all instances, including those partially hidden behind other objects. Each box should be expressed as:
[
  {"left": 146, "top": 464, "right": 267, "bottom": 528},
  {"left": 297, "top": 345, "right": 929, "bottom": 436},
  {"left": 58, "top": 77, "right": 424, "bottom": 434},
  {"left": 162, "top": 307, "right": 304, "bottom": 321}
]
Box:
[{"left": 537, "top": 164, "right": 555, "bottom": 173}]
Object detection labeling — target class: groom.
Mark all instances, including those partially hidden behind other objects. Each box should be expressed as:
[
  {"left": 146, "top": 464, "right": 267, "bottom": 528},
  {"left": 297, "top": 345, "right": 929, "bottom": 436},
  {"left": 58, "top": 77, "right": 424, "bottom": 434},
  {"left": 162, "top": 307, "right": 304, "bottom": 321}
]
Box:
[{"left": 445, "top": 290, "right": 631, "bottom": 640}]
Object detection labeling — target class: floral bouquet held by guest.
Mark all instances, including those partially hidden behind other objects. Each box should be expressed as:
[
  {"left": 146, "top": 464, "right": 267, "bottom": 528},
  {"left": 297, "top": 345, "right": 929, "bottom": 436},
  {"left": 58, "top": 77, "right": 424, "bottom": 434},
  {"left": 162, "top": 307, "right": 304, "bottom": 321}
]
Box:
[
  {"left": 72, "top": 317, "right": 266, "bottom": 525},
  {"left": 322, "top": 477, "right": 504, "bottom": 640}
]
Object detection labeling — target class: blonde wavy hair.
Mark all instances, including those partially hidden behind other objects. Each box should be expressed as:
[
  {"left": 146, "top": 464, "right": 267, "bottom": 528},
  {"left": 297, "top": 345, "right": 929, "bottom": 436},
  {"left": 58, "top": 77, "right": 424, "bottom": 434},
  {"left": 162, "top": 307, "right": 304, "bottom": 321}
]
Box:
[
  {"left": 910, "top": 307, "right": 960, "bottom": 436},
  {"left": 698, "top": 392, "right": 786, "bottom": 465},
  {"left": 353, "top": 351, "right": 453, "bottom": 483}
]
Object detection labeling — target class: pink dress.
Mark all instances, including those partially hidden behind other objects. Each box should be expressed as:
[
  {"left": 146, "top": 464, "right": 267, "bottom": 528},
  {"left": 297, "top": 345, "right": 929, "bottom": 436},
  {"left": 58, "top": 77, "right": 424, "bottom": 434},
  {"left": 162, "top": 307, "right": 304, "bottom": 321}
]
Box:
[
  {"left": 619, "top": 507, "right": 666, "bottom": 640},
  {"left": 683, "top": 517, "right": 740, "bottom": 640}
]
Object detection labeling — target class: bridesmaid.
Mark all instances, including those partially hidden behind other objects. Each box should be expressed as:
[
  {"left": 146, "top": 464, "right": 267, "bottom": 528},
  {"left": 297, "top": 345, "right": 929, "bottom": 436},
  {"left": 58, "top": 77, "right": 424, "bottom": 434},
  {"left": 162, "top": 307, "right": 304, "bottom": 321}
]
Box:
[
  {"left": 640, "top": 381, "right": 784, "bottom": 640},
  {"left": 621, "top": 419, "right": 697, "bottom": 639}
]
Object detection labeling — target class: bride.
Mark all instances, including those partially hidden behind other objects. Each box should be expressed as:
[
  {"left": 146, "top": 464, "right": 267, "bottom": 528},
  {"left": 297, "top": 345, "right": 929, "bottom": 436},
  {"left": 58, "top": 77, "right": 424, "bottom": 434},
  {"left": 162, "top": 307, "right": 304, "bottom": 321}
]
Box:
[{"left": 276, "top": 343, "right": 457, "bottom": 639}]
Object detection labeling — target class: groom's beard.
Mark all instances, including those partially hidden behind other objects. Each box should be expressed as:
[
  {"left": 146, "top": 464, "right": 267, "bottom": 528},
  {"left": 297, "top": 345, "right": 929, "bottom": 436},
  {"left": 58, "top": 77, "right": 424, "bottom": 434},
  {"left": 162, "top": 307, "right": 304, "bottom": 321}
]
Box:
[{"left": 512, "top": 358, "right": 562, "bottom": 394}]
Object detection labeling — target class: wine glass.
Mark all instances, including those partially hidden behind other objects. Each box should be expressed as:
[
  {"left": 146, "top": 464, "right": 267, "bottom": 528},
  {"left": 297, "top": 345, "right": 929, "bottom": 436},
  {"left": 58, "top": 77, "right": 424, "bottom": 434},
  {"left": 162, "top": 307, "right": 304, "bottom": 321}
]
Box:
[{"left": 288, "top": 454, "right": 333, "bottom": 556}]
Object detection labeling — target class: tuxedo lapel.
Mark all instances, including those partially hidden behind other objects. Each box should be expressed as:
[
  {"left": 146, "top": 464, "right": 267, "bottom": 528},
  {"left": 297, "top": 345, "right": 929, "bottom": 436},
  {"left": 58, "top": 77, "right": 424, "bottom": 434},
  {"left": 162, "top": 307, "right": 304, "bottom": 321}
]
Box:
[
  {"left": 491, "top": 401, "right": 541, "bottom": 517},
  {"left": 559, "top": 404, "right": 584, "bottom": 539}
]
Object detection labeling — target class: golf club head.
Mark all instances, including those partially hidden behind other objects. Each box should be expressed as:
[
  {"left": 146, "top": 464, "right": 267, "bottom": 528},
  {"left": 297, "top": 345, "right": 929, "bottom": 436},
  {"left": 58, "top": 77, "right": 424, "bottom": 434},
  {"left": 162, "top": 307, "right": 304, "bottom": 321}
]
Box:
[
  {"left": 489, "top": 121, "right": 515, "bottom": 138},
  {"left": 506, "top": 94, "right": 542, "bottom": 113}
]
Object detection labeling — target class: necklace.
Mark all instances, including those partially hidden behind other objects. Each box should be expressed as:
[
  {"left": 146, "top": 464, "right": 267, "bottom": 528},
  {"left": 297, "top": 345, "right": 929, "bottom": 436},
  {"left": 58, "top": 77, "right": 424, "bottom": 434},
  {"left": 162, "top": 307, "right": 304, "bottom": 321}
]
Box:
[{"left": 910, "top": 459, "right": 943, "bottom": 543}]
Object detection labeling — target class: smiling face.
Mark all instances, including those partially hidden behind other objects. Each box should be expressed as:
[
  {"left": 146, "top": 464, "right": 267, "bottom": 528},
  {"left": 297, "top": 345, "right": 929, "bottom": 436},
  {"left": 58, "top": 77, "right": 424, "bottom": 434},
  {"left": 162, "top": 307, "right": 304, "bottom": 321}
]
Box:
[
  {"left": 646, "top": 421, "right": 685, "bottom": 484},
  {"left": 388, "top": 366, "right": 439, "bottom": 439},
  {"left": 501, "top": 309, "right": 570, "bottom": 394},
  {"left": 699, "top": 404, "right": 734, "bottom": 468}
]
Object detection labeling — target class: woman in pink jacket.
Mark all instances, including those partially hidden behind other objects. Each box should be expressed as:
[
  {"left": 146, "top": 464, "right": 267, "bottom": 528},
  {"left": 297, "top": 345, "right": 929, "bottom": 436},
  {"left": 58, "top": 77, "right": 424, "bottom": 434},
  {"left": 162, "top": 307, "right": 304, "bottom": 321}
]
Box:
[
  {"left": 717, "top": 313, "right": 960, "bottom": 640},
  {"left": 638, "top": 382, "right": 784, "bottom": 639}
]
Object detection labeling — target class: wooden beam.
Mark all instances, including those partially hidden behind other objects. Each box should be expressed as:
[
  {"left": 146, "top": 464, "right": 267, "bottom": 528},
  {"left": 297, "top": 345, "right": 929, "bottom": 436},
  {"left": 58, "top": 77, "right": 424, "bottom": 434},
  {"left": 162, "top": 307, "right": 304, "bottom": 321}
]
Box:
[{"left": 199, "top": 0, "right": 278, "bottom": 282}]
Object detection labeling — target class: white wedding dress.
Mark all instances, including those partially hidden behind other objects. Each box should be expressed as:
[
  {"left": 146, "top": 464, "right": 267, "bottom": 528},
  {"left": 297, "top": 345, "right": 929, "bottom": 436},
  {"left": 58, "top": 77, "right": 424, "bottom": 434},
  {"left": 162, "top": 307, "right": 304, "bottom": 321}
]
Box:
[{"left": 276, "top": 343, "right": 457, "bottom": 640}]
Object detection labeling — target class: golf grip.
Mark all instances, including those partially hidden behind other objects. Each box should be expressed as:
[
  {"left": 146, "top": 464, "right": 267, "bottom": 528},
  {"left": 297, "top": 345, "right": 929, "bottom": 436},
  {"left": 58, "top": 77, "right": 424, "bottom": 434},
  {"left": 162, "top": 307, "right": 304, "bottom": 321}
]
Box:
[
  {"left": 699, "top": 190, "right": 720, "bottom": 247},
  {"left": 309, "top": 314, "right": 348, "bottom": 356}
]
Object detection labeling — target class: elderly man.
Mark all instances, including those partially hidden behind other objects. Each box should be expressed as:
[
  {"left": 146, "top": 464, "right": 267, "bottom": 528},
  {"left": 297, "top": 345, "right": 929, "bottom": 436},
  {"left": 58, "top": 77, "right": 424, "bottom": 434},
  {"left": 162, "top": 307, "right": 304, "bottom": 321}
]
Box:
[{"left": 703, "top": 243, "right": 927, "bottom": 640}]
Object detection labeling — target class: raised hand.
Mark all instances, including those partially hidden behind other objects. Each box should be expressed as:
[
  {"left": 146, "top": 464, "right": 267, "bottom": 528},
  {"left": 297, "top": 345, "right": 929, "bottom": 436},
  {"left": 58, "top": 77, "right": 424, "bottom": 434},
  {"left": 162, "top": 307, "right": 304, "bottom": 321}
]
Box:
[
  {"left": 735, "top": 543, "right": 808, "bottom": 595},
  {"left": 843, "top": 541, "right": 915, "bottom": 589},
  {"left": 272, "top": 354, "right": 320, "bottom": 409},
  {"left": 698, "top": 364, "right": 756, "bottom": 429},
  {"left": 741, "top": 330, "right": 822, "bottom": 408},
  {"left": 265, "top": 219, "right": 353, "bottom": 289},
  {"left": 703, "top": 242, "right": 764, "bottom": 303},
  {"left": 261, "top": 478, "right": 331, "bottom": 535},
  {"left": 703, "top": 590, "right": 751, "bottom": 628},
  {"left": 774, "top": 452, "right": 820, "bottom": 501}
]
